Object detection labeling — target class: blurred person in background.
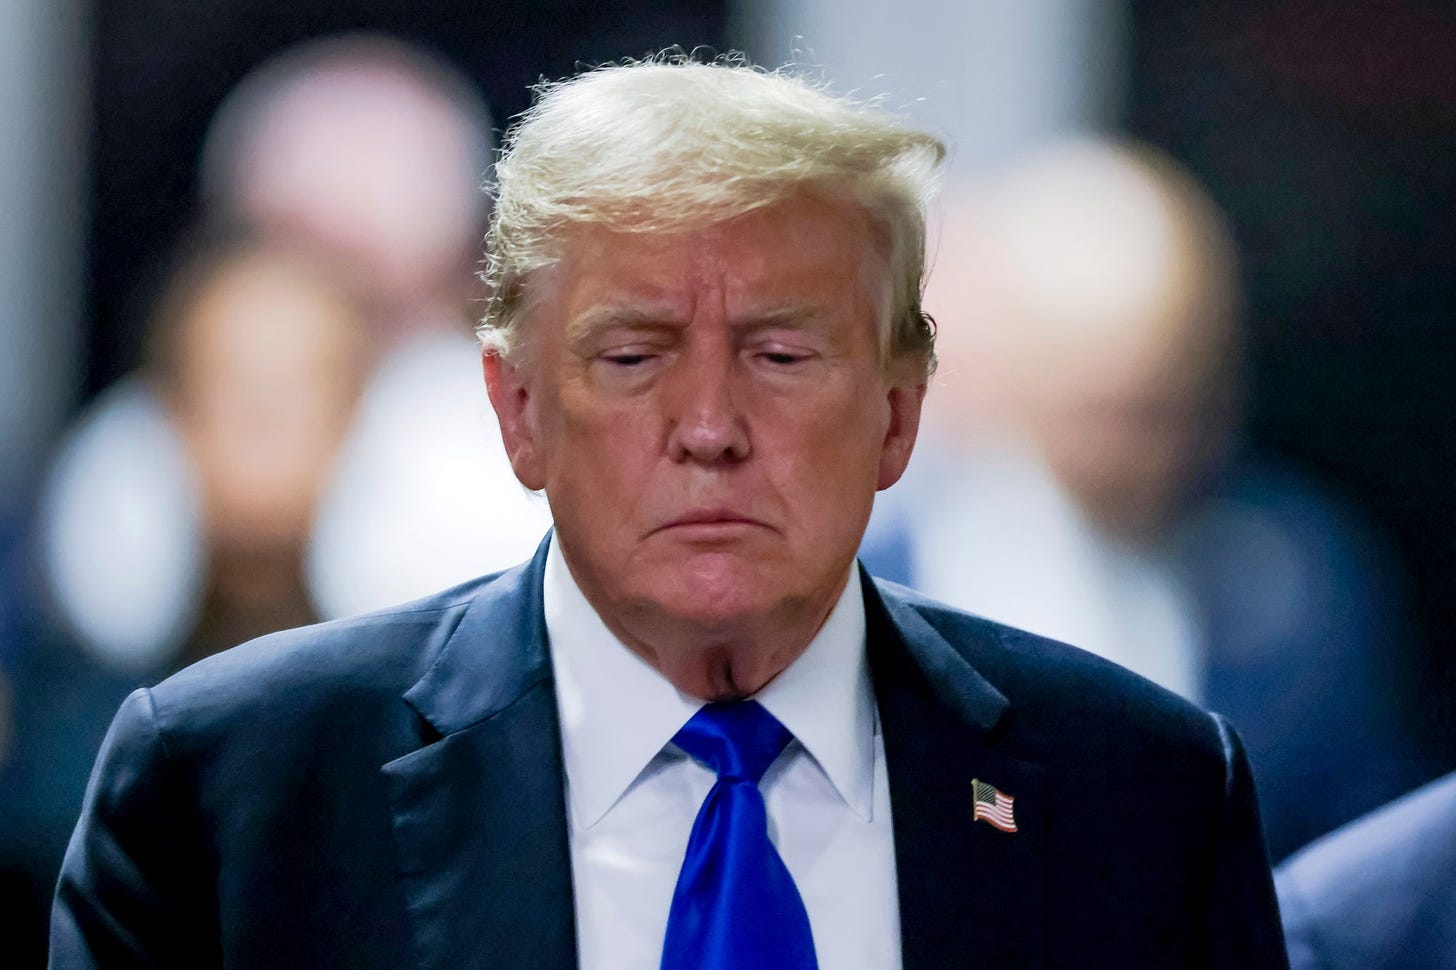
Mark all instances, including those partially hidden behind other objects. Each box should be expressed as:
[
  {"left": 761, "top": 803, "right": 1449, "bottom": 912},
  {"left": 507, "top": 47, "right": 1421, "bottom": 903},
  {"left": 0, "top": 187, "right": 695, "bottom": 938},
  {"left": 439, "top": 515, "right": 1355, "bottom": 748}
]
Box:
[
  {"left": 2, "top": 234, "right": 367, "bottom": 961},
  {"left": 35, "top": 33, "right": 551, "bottom": 657},
  {"left": 1275, "top": 769, "right": 1456, "bottom": 968},
  {"left": 201, "top": 32, "right": 554, "bottom": 617},
  {"left": 144, "top": 235, "right": 369, "bottom": 658},
  {"left": 861, "top": 137, "right": 1428, "bottom": 861},
  {"left": 200, "top": 34, "right": 492, "bottom": 350},
  {"left": 41, "top": 233, "right": 368, "bottom": 669}
]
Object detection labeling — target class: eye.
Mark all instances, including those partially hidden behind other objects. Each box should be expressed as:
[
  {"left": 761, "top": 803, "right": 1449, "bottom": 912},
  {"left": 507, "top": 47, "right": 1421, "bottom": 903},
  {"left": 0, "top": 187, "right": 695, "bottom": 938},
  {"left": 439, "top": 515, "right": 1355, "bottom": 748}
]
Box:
[
  {"left": 602, "top": 352, "right": 657, "bottom": 367},
  {"left": 750, "top": 344, "right": 817, "bottom": 370}
]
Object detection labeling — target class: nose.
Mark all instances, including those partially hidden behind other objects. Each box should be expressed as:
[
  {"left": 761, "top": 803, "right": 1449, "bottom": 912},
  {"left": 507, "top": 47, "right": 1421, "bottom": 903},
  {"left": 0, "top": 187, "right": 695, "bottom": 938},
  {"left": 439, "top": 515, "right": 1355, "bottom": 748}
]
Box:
[{"left": 666, "top": 335, "right": 751, "bottom": 465}]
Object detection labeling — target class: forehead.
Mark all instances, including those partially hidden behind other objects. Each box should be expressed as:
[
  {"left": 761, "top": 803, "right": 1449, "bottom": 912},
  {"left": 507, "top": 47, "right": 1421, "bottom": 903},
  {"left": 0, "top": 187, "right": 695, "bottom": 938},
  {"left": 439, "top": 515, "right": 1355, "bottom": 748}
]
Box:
[{"left": 528, "top": 192, "right": 890, "bottom": 325}]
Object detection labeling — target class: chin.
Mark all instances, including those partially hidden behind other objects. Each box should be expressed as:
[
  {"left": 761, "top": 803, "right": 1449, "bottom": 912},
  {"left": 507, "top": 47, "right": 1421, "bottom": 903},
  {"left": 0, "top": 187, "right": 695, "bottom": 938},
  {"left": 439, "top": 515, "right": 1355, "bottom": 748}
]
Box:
[{"left": 647, "top": 558, "right": 785, "bottom": 628}]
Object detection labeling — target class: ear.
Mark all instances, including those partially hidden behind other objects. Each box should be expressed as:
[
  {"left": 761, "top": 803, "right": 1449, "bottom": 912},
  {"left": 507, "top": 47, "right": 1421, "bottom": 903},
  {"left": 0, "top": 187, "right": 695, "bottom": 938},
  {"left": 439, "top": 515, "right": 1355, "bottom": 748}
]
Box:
[
  {"left": 482, "top": 348, "right": 547, "bottom": 490},
  {"left": 876, "top": 379, "right": 927, "bottom": 491}
]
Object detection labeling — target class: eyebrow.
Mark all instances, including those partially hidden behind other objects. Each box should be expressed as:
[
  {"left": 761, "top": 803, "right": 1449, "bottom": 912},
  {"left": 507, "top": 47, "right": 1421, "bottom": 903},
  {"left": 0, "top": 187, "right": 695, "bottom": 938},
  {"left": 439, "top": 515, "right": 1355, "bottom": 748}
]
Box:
[
  {"left": 565, "top": 306, "right": 682, "bottom": 343},
  {"left": 738, "top": 307, "right": 826, "bottom": 330},
  {"left": 566, "top": 304, "right": 828, "bottom": 343}
]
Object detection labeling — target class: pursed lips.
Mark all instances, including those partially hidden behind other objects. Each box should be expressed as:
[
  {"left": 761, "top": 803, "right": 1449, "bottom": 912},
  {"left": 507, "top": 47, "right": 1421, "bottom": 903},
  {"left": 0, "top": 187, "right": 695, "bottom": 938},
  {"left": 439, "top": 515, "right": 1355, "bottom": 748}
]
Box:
[{"left": 650, "top": 509, "right": 774, "bottom": 536}]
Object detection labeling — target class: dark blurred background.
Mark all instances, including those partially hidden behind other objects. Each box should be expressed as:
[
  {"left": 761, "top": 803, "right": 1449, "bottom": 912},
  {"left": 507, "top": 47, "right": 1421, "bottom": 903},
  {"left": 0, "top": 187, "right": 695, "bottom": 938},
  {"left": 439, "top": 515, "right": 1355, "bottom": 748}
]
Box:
[{"left": 3, "top": 0, "right": 1454, "bottom": 963}]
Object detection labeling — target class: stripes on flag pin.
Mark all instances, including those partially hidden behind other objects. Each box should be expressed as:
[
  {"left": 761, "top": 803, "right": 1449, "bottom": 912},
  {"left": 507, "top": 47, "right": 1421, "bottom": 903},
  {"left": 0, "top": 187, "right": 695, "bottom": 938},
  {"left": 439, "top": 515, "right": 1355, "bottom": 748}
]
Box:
[{"left": 971, "top": 778, "right": 1017, "bottom": 832}]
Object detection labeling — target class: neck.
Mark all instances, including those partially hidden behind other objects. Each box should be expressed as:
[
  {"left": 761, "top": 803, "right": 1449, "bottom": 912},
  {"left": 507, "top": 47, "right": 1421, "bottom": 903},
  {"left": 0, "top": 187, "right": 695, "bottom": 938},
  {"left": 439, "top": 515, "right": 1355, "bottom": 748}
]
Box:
[{"left": 619, "top": 627, "right": 816, "bottom": 701}]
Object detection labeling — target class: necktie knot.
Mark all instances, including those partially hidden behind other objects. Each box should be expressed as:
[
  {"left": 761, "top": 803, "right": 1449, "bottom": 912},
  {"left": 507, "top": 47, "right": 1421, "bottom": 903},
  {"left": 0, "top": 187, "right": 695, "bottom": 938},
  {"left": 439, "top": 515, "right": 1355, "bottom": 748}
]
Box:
[{"left": 672, "top": 700, "right": 793, "bottom": 784}]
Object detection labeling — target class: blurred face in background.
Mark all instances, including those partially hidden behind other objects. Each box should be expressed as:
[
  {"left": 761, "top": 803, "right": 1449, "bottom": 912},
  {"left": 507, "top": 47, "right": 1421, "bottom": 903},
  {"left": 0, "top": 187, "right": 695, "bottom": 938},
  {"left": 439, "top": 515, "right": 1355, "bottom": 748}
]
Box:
[
  {"left": 1017, "top": 304, "right": 1239, "bottom": 544},
  {"left": 205, "top": 40, "right": 493, "bottom": 338},
  {"left": 159, "top": 248, "right": 367, "bottom": 556},
  {"left": 924, "top": 142, "right": 1242, "bottom": 544}
]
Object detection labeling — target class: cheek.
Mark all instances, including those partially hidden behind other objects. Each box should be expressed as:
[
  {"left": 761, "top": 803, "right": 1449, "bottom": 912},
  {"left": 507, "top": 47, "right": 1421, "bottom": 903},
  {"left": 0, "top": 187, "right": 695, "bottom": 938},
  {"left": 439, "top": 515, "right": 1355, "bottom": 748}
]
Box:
[
  {"left": 768, "top": 392, "right": 887, "bottom": 497},
  {"left": 540, "top": 387, "right": 660, "bottom": 510}
]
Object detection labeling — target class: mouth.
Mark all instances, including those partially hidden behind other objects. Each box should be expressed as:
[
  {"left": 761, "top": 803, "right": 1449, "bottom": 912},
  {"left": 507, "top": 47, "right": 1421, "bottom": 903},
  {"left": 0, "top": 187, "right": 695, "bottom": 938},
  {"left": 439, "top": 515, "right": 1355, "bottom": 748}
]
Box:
[{"left": 652, "top": 509, "right": 771, "bottom": 537}]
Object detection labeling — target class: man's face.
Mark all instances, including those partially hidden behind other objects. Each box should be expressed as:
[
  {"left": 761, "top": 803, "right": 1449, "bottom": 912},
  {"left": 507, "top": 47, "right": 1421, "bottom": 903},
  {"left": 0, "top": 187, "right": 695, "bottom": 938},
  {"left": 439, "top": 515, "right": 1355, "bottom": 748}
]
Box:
[{"left": 486, "top": 191, "right": 923, "bottom": 655}]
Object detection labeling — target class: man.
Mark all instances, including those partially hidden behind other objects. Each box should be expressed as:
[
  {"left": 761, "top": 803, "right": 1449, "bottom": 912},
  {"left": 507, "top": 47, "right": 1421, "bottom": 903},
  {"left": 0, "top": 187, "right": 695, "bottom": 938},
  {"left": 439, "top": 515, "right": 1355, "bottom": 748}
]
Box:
[
  {"left": 1275, "top": 771, "right": 1456, "bottom": 969},
  {"left": 51, "top": 56, "right": 1287, "bottom": 968}
]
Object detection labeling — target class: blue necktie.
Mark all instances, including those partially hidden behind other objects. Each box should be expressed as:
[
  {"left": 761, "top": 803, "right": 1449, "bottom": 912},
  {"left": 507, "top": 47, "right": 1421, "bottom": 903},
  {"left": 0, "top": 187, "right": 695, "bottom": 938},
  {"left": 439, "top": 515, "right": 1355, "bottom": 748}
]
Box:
[{"left": 661, "top": 701, "right": 818, "bottom": 970}]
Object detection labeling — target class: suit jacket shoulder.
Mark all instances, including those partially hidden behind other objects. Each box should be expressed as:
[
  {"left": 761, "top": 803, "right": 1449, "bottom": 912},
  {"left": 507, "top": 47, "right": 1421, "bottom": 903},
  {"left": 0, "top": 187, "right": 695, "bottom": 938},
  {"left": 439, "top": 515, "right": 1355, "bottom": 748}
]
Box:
[
  {"left": 878, "top": 577, "right": 1231, "bottom": 762},
  {"left": 143, "top": 575, "right": 485, "bottom": 751},
  {"left": 1276, "top": 771, "right": 1456, "bottom": 970},
  {"left": 51, "top": 556, "right": 576, "bottom": 970}
]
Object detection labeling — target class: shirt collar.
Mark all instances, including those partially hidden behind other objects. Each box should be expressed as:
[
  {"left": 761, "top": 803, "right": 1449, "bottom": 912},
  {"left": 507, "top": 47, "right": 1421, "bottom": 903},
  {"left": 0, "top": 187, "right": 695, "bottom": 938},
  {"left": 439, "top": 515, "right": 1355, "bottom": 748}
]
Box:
[
  {"left": 754, "top": 566, "right": 875, "bottom": 822},
  {"left": 545, "top": 536, "right": 875, "bottom": 830}
]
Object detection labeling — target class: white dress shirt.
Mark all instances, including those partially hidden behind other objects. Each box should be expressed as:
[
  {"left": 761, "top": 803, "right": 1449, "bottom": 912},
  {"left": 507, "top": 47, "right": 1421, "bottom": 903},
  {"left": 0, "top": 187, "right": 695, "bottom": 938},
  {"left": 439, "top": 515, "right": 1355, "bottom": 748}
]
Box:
[{"left": 545, "top": 538, "right": 902, "bottom": 970}]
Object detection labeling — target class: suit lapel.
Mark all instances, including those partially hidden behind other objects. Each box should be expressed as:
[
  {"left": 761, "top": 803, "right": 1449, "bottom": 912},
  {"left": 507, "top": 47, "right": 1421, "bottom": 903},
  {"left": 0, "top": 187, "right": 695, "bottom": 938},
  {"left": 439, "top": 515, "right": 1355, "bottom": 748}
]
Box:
[
  {"left": 866, "top": 574, "right": 1047, "bottom": 970},
  {"left": 383, "top": 542, "right": 578, "bottom": 970}
]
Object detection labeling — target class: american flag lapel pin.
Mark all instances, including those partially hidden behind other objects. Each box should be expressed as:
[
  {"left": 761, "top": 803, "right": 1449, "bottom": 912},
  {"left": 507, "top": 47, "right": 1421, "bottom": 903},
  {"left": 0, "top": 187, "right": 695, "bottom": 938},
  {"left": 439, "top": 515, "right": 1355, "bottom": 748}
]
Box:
[{"left": 971, "top": 778, "right": 1017, "bottom": 833}]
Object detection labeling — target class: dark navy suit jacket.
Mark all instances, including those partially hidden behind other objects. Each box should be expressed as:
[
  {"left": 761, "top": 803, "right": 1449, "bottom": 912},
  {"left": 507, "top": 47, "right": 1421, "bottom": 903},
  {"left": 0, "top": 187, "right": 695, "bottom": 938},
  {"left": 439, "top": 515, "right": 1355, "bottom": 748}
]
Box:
[
  {"left": 1276, "top": 771, "right": 1456, "bottom": 970},
  {"left": 51, "top": 540, "right": 1287, "bottom": 968}
]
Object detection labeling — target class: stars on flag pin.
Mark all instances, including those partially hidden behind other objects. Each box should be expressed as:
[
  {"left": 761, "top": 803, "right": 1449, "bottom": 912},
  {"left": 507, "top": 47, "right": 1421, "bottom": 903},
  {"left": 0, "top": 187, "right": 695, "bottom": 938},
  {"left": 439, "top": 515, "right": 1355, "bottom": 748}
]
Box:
[{"left": 971, "top": 778, "right": 1017, "bottom": 833}]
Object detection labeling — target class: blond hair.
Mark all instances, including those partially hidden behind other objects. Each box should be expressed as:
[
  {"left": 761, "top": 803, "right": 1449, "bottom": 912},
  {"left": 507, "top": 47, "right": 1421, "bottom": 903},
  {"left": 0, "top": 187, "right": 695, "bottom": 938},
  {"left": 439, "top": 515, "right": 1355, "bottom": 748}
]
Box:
[{"left": 479, "top": 53, "right": 945, "bottom": 376}]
